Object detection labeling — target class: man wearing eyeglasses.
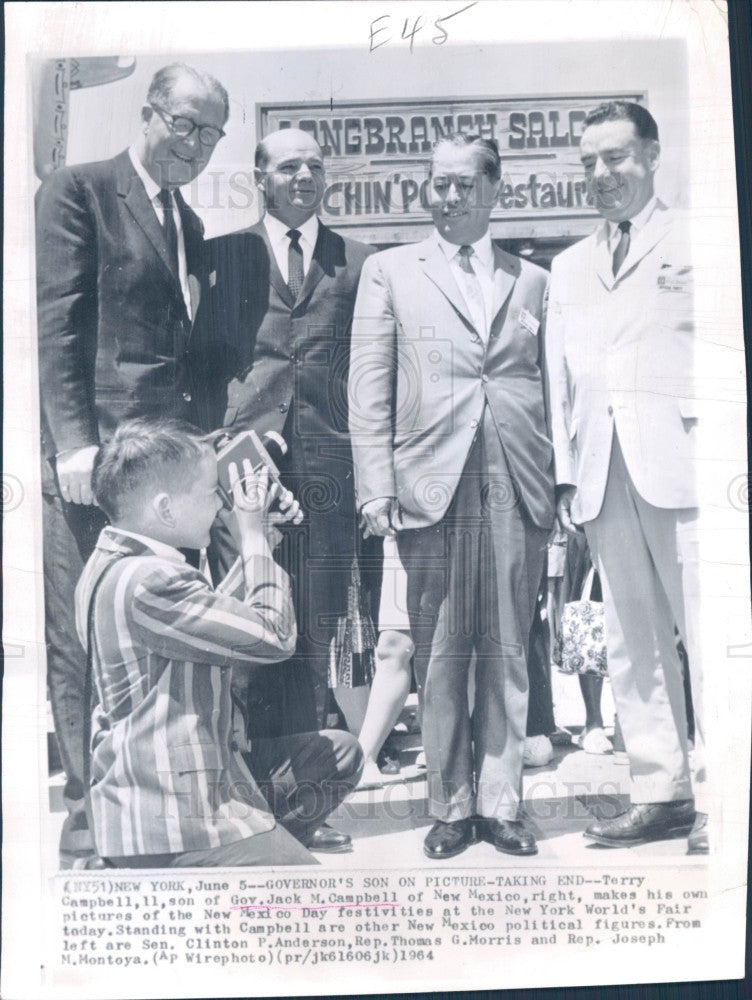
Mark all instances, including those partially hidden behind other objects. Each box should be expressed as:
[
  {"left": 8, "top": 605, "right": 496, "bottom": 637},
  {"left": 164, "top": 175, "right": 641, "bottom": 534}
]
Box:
[{"left": 35, "top": 62, "right": 229, "bottom": 869}]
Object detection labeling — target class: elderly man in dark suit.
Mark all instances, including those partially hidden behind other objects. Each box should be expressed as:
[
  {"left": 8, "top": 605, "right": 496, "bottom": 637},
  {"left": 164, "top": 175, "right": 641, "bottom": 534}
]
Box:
[
  {"left": 195, "top": 129, "right": 375, "bottom": 754},
  {"left": 36, "top": 62, "right": 228, "bottom": 868},
  {"left": 350, "top": 134, "right": 555, "bottom": 860}
]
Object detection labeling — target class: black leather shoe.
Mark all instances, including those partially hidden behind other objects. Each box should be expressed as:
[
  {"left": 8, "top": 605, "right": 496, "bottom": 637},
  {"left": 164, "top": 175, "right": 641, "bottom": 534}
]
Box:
[
  {"left": 687, "top": 812, "right": 709, "bottom": 855},
  {"left": 478, "top": 818, "right": 538, "bottom": 856},
  {"left": 585, "top": 800, "right": 695, "bottom": 847},
  {"left": 307, "top": 824, "right": 352, "bottom": 854},
  {"left": 423, "top": 819, "right": 475, "bottom": 860}
]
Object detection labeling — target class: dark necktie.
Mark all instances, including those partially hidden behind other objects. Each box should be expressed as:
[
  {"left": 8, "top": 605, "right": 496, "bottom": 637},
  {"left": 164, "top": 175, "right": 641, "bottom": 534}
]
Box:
[
  {"left": 287, "top": 229, "right": 304, "bottom": 299},
  {"left": 457, "top": 243, "right": 476, "bottom": 275},
  {"left": 612, "top": 219, "right": 632, "bottom": 276},
  {"left": 158, "top": 188, "right": 179, "bottom": 274}
]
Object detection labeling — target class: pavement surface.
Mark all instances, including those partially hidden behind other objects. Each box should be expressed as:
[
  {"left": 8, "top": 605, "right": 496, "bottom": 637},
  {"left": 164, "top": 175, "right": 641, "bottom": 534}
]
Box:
[
  {"left": 324, "top": 671, "right": 703, "bottom": 869},
  {"left": 47, "top": 668, "right": 704, "bottom": 870}
]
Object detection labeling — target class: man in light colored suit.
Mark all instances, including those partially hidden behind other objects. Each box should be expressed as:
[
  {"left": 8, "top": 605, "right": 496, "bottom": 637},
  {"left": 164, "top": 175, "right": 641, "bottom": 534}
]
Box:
[
  {"left": 350, "top": 134, "right": 554, "bottom": 860},
  {"left": 547, "top": 101, "right": 707, "bottom": 853}
]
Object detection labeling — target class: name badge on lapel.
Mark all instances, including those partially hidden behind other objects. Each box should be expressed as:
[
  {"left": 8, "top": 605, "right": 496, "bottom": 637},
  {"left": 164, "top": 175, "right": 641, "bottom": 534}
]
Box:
[
  {"left": 657, "top": 264, "right": 692, "bottom": 293},
  {"left": 518, "top": 307, "right": 540, "bottom": 336}
]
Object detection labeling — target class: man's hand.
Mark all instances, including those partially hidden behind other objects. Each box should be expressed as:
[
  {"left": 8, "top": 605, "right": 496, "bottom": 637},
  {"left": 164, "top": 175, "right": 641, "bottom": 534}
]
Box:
[
  {"left": 555, "top": 485, "right": 581, "bottom": 535},
  {"left": 266, "top": 484, "right": 303, "bottom": 528},
  {"left": 56, "top": 445, "right": 99, "bottom": 505},
  {"left": 360, "top": 497, "right": 401, "bottom": 538}
]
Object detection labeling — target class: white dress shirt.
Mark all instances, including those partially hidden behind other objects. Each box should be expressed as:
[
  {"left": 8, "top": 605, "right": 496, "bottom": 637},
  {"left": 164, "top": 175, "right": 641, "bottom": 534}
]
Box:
[
  {"left": 605, "top": 195, "right": 659, "bottom": 261},
  {"left": 263, "top": 213, "right": 319, "bottom": 285},
  {"left": 128, "top": 147, "right": 192, "bottom": 318},
  {"left": 436, "top": 230, "right": 496, "bottom": 340}
]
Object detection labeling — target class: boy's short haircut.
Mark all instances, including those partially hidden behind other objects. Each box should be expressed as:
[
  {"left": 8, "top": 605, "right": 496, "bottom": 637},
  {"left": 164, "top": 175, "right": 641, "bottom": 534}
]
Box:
[{"left": 93, "top": 417, "right": 213, "bottom": 521}]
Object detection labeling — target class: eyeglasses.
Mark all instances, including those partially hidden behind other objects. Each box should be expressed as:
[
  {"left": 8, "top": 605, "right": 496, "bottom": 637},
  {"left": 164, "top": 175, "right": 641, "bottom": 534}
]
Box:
[{"left": 150, "top": 104, "right": 225, "bottom": 147}]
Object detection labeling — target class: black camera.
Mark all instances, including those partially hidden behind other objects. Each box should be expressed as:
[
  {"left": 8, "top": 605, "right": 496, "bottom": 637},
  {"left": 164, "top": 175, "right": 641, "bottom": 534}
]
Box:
[{"left": 214, "top": 429, "right": 288, "bottom": 511}]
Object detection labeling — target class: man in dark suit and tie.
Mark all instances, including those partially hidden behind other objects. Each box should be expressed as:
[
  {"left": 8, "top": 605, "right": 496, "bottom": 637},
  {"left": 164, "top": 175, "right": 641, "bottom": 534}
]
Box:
[
  {"left": 349, "top": 134, "right": 554, "bottom": 860},
  {"left": 36, "top": 63, "right": 229, "bottom": 868},
  {"left": 196, "top": 128, "right": 375, "bottom": 762}
]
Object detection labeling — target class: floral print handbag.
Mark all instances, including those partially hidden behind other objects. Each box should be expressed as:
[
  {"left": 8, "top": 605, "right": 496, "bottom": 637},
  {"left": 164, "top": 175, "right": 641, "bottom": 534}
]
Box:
[{"left": 553, "top": 566, "right": 608, "bottom": 677}]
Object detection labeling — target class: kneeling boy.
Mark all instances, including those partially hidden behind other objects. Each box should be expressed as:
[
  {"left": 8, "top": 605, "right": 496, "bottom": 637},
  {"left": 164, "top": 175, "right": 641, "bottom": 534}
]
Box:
[{"left": 75, "top": 418, "right": 362, "bottom": 868}]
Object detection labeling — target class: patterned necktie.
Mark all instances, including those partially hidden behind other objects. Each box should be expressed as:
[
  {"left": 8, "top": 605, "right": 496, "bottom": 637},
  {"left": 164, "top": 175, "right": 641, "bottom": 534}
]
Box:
[
  {"left": 457, "top": 245, "right": 487, "bottom": 337},
  {"left": 287, "top": 229, "right": 304, "bottom": 299},
  {"left": 612, "top": 220, "right": 632, "bottom": 276},
  {"left": 158, "top": 188, "right": 179, "bottom": 274},
  {"left": 457, "top": 244, "right": 476, "bottom": 275}
]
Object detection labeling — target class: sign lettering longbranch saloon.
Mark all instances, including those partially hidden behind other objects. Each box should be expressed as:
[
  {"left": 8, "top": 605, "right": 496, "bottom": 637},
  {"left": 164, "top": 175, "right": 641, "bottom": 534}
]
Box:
[{"left": 260, "top": 95, "right": 644, "bottom": 237}]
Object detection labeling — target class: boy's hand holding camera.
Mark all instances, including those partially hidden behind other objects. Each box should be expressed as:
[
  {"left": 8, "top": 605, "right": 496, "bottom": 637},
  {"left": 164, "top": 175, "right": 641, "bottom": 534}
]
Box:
[{"left": 227, "top": 459, "right": 302, "bottom": 561}]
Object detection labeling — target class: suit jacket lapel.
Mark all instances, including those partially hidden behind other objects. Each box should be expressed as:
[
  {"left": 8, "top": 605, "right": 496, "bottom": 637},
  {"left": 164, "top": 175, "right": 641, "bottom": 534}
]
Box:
[
  {"left": 593, "top": 221, "right": 614, "bottom": 289},
  {"left": 175, "top": 188, "right": 199, "bottom": 274},
  {"left": 419, "top": 239, "right": 475, "bottom": 328},
  {"left": 253, "top": 220, "right": 294, "bottom": 308},
  {"left": 296, "top": 222, "right": 329, "bottom": 304},
  {"left": 116, "top": 151, "right": 177, "bottom": 285},
  {"left": 490, "top": 245, "right": 520, "bottom": 328},
  {"left": 593, "top": 200, "right": 672, "bottom": 288},
  {"left": 174, "top": 188, "right": 204, "bottom": 323},
  {"left": 616, "top": 200, "right": 672, "bottom": 280}
]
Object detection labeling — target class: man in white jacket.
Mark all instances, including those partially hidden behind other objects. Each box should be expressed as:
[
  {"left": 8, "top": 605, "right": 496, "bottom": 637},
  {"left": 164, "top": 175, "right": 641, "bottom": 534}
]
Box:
[{"left": 547, "top": 101, "right": 707, "bottom": 854}]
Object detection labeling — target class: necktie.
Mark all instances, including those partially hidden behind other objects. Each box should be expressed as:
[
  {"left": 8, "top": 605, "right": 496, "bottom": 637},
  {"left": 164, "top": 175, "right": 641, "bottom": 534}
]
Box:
[
  {"left": 287, "top": 229, "right": 304, "bottom": 299},
  {"left": 457, "top": 245, "right": 487, "bottom": 337},
  {"left": 612, "top": 220, "right": 632, "bottom": 276},
  {"left": 158, "top": 188, "right": 178, "bottom": 274}
]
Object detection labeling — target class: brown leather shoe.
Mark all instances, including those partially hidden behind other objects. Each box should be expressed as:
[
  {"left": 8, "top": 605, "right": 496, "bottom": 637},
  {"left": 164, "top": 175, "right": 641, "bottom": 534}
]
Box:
[
  {"left": 478, "top": 818, "right": 538, "bottom": 856},
  {"left": 423, "top": 819, "right": 475, "bottom": 860},
  {"left": 585, "top": 800, "right": 695, "bottom": 847},
  {"left": 307, "top": 824, "right": 352, "bottom": 853},
  {"left": 687, "top": 812, "right": 709, "bottom": 855}
]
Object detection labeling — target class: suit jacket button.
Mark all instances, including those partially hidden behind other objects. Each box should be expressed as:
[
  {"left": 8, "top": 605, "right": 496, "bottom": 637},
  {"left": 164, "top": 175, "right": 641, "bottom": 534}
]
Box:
[
  {"left": 607, "top": 405, "right": 613, "bottom": 415},
  {"left": 279, "top": 403, "right": 288, "bottom": 412},
  {"left": 182, "top": 391, "right": 192, "bottom": 402},
  {"left": 471, "top": 418, "right": 479, "bottom": 428},
  {"left": 481, "top": 374, "right": 489, "bottom": 383}
]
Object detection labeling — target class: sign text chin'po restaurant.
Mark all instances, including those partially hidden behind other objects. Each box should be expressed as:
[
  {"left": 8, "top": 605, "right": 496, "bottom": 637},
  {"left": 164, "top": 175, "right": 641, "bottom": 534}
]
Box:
[{"left": 259, "top": 94, "right": 645, "bottom": 242}]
